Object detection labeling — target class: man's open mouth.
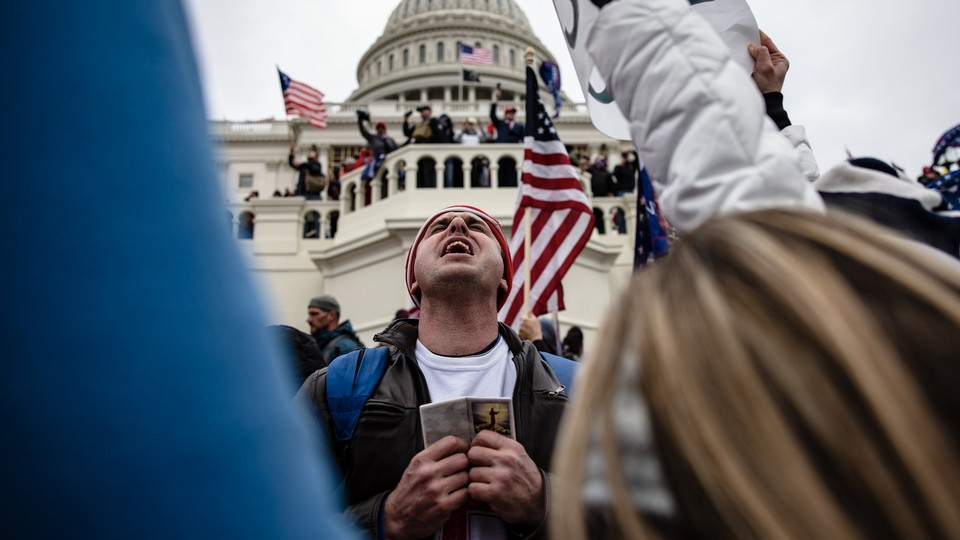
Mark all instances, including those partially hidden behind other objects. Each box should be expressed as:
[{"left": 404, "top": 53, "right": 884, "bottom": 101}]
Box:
[{"left": 443, "top": 239, "right": 473, "bottom": 256}]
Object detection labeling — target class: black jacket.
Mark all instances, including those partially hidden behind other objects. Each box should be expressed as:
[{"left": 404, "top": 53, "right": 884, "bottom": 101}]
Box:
[
  {"left": 298, "top": 319, "right": 571, "bottom": 539},
  {"left": 490, "top": 103, "right": 525, "bottom": 143},
  {"left": 357, "top": 118, "right": 398, "bottom": 157}
]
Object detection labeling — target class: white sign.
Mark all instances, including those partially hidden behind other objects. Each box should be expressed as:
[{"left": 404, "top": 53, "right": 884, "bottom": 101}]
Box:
[{"left": 552, "top": 0, "right": 760, "bottom": 140}]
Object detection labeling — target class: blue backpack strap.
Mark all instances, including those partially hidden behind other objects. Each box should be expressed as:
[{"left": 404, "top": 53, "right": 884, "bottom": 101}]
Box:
[
  {"left": 325, "top": 347, "right": 390, "bottom": 441},
  {"left": 541, "top": 352, "right": 578, "bottom": 398}
]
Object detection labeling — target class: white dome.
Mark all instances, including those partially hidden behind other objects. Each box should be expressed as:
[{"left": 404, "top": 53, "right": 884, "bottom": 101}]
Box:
[
  {"left": 385, "top": 0, "right": 532, "bottom": 34},
  {"left": 348, "top": 0, "right": 553, "bottom": 102}
]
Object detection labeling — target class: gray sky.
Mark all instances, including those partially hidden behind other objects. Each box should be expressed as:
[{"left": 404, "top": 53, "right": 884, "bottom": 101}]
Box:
[{"left": 184, "top": 0, "right": 958, "bottom": 176}]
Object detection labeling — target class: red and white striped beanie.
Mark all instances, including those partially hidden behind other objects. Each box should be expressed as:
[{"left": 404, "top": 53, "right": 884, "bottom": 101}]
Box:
[{"left": 404, "top": 205, "right": 513, "bottom": 309}]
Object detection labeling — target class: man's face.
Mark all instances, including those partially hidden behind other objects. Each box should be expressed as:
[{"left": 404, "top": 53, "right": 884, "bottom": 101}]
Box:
[
  {"left": 306, "top": 307, "right": 336, "bottom": 333},
  {"left": 504, "top": 110, "right": 515, "bottom": 121},
  {"left": 420, "top": 108, "right": 432, "bottom": 121},
  {"left": 376, "top": 125, "right": 387, "bottom": 136},
  {"left": 307, "top": 150, "right": 318, "bottom": 160},
  {"left": 411, "top": 211, "right": 506, "bottom": 305}
]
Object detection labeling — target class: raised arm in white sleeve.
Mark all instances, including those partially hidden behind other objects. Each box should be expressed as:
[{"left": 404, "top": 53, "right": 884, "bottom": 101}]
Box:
[{"left": 587, "top": 0, "right": 824, "bottom": 232}]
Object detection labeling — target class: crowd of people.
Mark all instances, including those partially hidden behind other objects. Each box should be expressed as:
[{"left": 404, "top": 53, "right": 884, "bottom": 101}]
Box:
[{"left": 21, "top": 0, "right": 960, "bottom": 539}]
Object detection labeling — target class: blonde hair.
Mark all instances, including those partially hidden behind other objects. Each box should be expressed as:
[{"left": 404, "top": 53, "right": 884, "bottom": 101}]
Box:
[{"left": 553, "top": 209, "right": 960, "bottom": 540}]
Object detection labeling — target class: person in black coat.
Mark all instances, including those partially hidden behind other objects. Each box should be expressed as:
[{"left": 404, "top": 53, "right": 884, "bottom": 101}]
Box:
[{"left": 490, "top": 87, "right": 524, "bottom": 143}]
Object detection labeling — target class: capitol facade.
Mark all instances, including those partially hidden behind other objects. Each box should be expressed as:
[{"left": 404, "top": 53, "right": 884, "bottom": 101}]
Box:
[{"left": 212, "top": 0, "right": 637, "bottom": 347}]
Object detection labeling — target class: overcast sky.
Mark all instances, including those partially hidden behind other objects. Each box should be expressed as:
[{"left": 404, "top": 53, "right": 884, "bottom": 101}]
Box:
[{"left": 184, "top": 0, "right": 958, "bottom": 176}]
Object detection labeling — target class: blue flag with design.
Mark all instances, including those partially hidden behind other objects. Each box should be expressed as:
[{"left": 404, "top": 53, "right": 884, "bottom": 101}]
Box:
[
  {"left": 538, "top": 60, "right": 562, "bottom": 119},
  {"left": 634, "top": 167, "right": 670, "bottom": 269}
]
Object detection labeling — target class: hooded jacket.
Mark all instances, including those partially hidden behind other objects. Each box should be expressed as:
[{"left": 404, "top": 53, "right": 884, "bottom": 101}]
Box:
[
  {"left": 587, "top": 0, "right": 824, "bottom": 232},
  {"left": 297, "top": 319, "right": 571, "bottom": 539},
  {"left": 312, "top": 320, "right": 362, "bottom": 366}
]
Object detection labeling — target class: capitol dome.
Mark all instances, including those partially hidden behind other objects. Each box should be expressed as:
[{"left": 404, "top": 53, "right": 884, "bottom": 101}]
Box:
[{"left": 348, "top": 0, "right": 556, "bottom": 103}]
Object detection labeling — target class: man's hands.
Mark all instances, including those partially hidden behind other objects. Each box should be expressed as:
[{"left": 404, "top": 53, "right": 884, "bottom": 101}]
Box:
[
  {"left": 383, "top": 431, "right": 547, "bottom": 538},
  {"left": 468, "top": 430, "right": 545, "bottom": 528},
  {"left": 383, "top": 436, "right": 470, "bottom": 539},
  {"left": 748, "top": 30, "right": 789, "bottom": 94},
  {"left": 518, "top": 313, "right": 543, "bottom": 342}
]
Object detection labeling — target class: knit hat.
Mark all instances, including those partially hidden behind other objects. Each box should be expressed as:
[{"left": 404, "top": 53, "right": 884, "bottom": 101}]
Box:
[
  {"left": 504, "top": 106, "right": 517, "bottom": 114},
  {"left": 404, "top": 205, "right": 513, "bottom": 309},
  {"left": 375, "top": 121, "right": 386, "bottom": 130},
  {"left": 308, "top": 294, "right": 340, "bottom": 314}
]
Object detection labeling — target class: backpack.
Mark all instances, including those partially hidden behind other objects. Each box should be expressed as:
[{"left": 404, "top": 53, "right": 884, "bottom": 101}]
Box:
[{"left": 325, "top": 346, "right": 577, "bottom": 442}]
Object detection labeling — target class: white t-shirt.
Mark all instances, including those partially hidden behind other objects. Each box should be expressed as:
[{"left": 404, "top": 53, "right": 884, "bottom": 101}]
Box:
[
  {"left": 415, "top": 337, "right": 516, "bottom": 402},
  {"left": 415, "top": 337, "right": 516, "bottom": 540}
]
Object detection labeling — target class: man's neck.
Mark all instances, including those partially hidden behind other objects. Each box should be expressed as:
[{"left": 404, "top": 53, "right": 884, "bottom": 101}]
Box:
[{"left": 417, "top": 298, "right": 500, "bottom": 356}]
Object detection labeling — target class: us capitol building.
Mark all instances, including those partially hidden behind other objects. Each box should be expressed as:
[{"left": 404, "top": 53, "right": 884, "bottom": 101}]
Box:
[{"left": 212, "top": 0, "right": 637, "bottom": 347}]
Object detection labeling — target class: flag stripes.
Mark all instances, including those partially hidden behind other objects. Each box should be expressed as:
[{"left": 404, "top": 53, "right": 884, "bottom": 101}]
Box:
[
  {"left": 459, "top": 44, "right": 493, "bottom": 66},
  {"left": 498, "top": 65, "right": 594, "bottom": 329},
  {"left": 278, "top": 69, "right": 328, "bottom": 129}
]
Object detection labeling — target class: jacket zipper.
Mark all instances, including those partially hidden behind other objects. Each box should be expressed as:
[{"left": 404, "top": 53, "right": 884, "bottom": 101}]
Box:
[{"left": 511, "top": 349, "right": 524, "bottom": 442}]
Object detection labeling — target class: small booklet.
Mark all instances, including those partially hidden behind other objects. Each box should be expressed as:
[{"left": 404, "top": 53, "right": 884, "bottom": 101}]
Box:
[{"left": 419, "top": 397, "right": 516, "bottom": 446}]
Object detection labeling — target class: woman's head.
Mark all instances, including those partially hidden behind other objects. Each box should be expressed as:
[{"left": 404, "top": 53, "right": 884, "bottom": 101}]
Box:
[{"left": 554, "top": 209, "right": 960, "bottom": 540}]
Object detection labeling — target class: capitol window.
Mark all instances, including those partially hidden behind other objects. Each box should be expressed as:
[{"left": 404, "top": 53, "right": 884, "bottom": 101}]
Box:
[
  {"left": 403, "top": 48, "right": 409, "bottom": 67},
  {"left": 437, "top": 42, "right": 444, "bottom": 62},
  {"left": 493, "top": 45, "right": 499, "bottom": 64},
  {"left": 389, "top": 54, "right": 394, "bottom": 71},
  {"left": 238, "top": 173, "right": 253, "bottom": 189},
  {"left": 509, "top": 49, "right": 516, "bottom": 68},
  {"left": 419, "top": 44, "right": 426, "bottom": 64}
]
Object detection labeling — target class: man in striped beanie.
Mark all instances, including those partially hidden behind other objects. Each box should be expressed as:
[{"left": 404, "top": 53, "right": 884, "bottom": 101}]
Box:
[{"left": 299, "top": 205, "right": 577, "bottom": 540}]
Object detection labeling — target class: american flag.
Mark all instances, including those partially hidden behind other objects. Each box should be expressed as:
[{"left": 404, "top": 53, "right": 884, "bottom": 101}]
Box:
[
  {"left": 498, "top": 66, "right": 595, "bottom": 329},
  {"left": 277, "top": 69, "right": 328, "bottom": 129},
  {"left": 459, "top": 44, "right": 493, "bottom": 66}
]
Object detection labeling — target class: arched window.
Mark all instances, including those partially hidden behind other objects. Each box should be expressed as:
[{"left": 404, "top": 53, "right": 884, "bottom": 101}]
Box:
[
  {"left": 509, "top": 49, "right": 516, "bottom": 68},
  {"left": 493, "top": 45, "right": 500, "bottom": 64},
  {"left": 303, "top": 211, "right": 320, "bottom": 239},
  {"left": 403, "top": 48, "right": 409, "bottom": 67},
  {"left": 388, "top": 54, "right": 394, "bottom": 71},
  {"left": 437, "top": 41, "right": 444, "bottom": 62},
  {"left": 377, "top": 60, "right": 382, "bottom": 75},
  {"left": 456, "top": 41, "right": 462, "bottom": 60},
  {"left": 419, "top": 44, "right": 426, "bottom": 64}
]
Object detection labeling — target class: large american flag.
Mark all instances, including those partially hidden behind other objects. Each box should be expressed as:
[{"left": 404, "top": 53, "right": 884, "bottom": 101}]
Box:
[
  {"left": 499, "top": 66, "right": 595, "bottom": 329},
  {"left": 459, "top": 44, "right": 493, "bottom": 66},
  {"left": 277, "top": 69, "right": 328, "bottom": 129}
]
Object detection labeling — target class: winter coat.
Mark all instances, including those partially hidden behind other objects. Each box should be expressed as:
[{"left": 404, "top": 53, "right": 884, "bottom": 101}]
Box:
[
  {"left": 588, "top": 0, "right": 824, "bottom": 232},
  {"left": 297, "top": 319, "right": 572, "bottom": 539},
  {"left": 312, "top": 320, "right": 362, "bottom": 365}
]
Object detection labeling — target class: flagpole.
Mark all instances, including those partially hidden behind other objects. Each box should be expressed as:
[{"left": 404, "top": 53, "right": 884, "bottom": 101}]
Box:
[
  {"left": 524, "top": 207, "right": 532, "bottom": 316},
  {"left": 523, "top": 46, "right": 536, "bottom": 317}
]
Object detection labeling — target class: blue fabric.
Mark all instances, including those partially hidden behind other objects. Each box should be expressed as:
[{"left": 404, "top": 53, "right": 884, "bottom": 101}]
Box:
[
  {"left": 634, "top": 167, "right": 671, "bottom": 269},
  {"left": 541, "top": 353, "right": 579, "bottom": 398},
  {"left": 326, "top": 348, "right": 575, "bottom": 442},
  {"left": 327, "top": 348, "right": 391, "bottom": 441},
  {"left": 1, "top": 2, "right": 357, "bottom": 539},
  {"left": 538, "top": 60, "right": 563, "bottom": 118},
  {"left": 927, "top": 170, "right": 960, "bottom": 211},
  {"left": 933, "top": 123, "right": 960, "bottom": 165}
]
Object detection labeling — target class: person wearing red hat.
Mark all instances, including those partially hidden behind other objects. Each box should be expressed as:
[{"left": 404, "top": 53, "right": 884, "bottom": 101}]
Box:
[
  {"left": 490, "top": 86, "right": 525, "bottom": 144},
  {"left": 299, "top": 205, "right": 576, "bottom": 540},
  {"left": 356, "top": 108, "right": 398, "bottom": 167}
]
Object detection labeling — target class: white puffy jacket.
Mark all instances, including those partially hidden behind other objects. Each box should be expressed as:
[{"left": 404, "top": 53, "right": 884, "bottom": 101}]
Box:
[{"left": 587, "top": 0, "right": 824, "bottom": 232}]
